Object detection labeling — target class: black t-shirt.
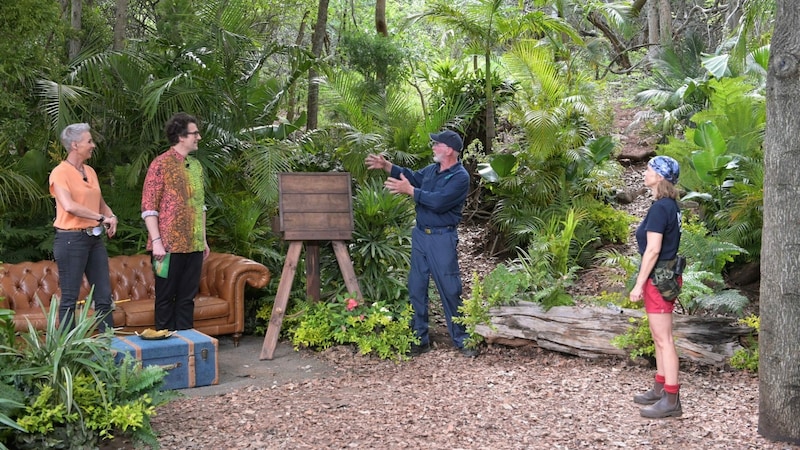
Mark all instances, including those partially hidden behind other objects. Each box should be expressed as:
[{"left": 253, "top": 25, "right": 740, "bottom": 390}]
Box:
[{"left": 635, "top": 198, "right": 681, "bottom": 260}]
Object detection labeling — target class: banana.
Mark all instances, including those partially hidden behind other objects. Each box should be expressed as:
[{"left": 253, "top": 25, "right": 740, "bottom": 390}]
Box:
[{"left": 140, "top": 328, "right": 171, "bottom": 338}]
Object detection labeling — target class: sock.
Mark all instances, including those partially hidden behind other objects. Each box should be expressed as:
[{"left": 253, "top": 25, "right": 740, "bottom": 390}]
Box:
[
  {"left": 655, "top": 374, "right": 665, "bottom": 384},
  {"left": 664, "top": 383, "right": 680, "bottom": 394}
]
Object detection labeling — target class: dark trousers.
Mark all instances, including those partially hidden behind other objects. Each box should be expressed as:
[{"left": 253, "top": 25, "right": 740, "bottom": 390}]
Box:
[
  {"left": 154, "top": 252, "right": 203, "bottom": 331},
  {"left": 407, "top": 227, "right": 468, "bottom": 348},
  {"left": 53, "top": 231, "right": 113, "bottom": 332}
]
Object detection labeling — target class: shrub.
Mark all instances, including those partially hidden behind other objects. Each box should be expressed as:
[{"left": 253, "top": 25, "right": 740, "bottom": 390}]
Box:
[
  {"left": 611, "top": 315, "right": 655, "bottom": 360},
  {"left": 289, "top": 293, "right": 417, "bottom": 360},
  {"left": 456, "top": 267, "right": 528, "bottom": 349},
  {"left": 729, "top": 314, "right": 759, "bottom": 372}
]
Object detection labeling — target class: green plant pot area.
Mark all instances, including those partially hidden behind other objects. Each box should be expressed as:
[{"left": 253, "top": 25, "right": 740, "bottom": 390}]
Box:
[{"left": 0, "top": 300, "right": 177, "bottom": 450}]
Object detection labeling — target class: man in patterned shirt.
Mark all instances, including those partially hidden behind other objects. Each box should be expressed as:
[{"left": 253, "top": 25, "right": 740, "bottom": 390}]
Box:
[{"left": 142, "top": 112, "right": 209, "bottom": 331}]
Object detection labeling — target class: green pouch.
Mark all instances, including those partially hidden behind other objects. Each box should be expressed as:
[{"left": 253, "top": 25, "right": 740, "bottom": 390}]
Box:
[
  {"left": 152, "top": 253, "right": 171, "bottom": 278},
  {"left": 651, "top": 258, "right": 681, "bottom": 301}
]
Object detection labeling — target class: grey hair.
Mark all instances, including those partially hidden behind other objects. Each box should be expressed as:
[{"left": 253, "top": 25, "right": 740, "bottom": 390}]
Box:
[{"left": 60, "top": 123, "right": 91, "bottom": 150}]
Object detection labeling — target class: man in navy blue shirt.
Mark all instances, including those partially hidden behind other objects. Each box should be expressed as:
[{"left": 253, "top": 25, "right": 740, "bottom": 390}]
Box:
[{"left": 365, "top": 130, "right": 477, "bottom": 358}]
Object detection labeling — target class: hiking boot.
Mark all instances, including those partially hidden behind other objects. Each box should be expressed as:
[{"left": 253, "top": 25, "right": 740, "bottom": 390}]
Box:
[
  {"left": 459, "top": 347, "right": 479, "bottom": 358},
  {"left": 640, "top": 392, "right": 682, "bottom": 418},
  {"left": 634, "top": 380, "right": 665, "bottom": 405},
  {"left": 409, "top": 343, "right": 431, "bottom": 357}
]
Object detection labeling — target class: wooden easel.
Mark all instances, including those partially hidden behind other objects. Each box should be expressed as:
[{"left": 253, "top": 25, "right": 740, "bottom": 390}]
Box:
[{"left": 260, "top": 173, "right": 362, "bottom": 360}]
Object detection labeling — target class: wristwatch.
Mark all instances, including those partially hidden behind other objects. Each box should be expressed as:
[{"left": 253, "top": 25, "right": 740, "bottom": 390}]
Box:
[{"left": 97, "top": 215, "right": 105, "bottom": 223}]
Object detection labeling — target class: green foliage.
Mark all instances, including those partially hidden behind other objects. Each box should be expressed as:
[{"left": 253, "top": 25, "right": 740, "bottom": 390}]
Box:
[
  {"left": 611, "top": 316, "right": 655, "bottom": 360},
  {"left": 343, "top": 179, "right": 415, "bottom": 304},
  {"left": 456, "top": 266, "right": 528, "bottom": 348},
  {"left": 594, "top": 248, "right": 640, "bottom": 288},
  {"left": 633, "top": 33, "right": 711, "bottom": 138},
  {"left": 0, "top": 296, "right": 169, "bottom": 449},
  {"left": 590, "top": 290, "right": 641, "bottom": 310},
  {"left": 658, "top": 77, "right": 764, "bottom": 259},
  {"left": 584, "top": 200, "right": 636, "bottom": 244},
  {"left": 254, "top": 293, "right": 308, "bottom": 338},
  {"left": 289, "top": 293, "right": 417, "bottom": 361},
  {"left": 0, "top": 0, "right": 65, "bottom": 154},
  {"left": 599, "top": 212, "right": 750, "bottom": 317},
  {"left": 509, "top": 209, "right": 599, "bottom": 309},
  {"left": 730, "top": 314, "right": 759, "bottom": 372},
  {"left": 679, "top": 215, "right": 747, "bottom": 274},
  {"left": 338, "top": 30, "right": 408, "bottom": 92},
  {"left": 100, "top": 165, "right": 149, "bottom": 257},
  {"left": 686, "top": 288, "right": 750, "bottom": 317},
  {"left": 205, "top": 189, "right": 281, "bottom": 263}
]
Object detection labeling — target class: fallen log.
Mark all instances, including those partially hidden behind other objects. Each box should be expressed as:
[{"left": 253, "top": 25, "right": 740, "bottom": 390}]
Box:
[{"left": 475, "top": 302, "right": 753, "bottom": 366}]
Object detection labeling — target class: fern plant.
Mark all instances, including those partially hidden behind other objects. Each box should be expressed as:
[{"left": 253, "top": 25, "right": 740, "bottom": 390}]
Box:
[{"left": 509, "top": 209, "right": 598, "bottom": 309}]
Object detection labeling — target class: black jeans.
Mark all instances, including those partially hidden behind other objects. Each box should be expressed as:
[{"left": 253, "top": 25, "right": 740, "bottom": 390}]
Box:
[
  {"left": 53, "top": 231, "right": 114, "bottom": 332},
  {"left": 154, "top": 251, "right": 203, "bottom": 331}
]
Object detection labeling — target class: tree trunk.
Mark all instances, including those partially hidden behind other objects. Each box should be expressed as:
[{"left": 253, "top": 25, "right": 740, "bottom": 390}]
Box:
[
  {"left": 112, "top": 0, "right": 128, "bottom": 51},
  {"left": 287, "top": 11, "right": 309, "bottom": 123},
  {"left": 484, "top": 49, "right": 494, "bottom": 154},
  {"left": 306, "top": 0, "right": 330, "bottom": 131},
  {"left": 475, "top": 302, "right": 751, "bottom": 366},
  {"left": 646, "top": 0, "right": 658, "bottom": 59},
  {"left": 726, "top": 1, "right": 743, "bottom": 34},
  {"left": 69, "top": 0, "right": 82, "bottom": 60},
  {"left": 375, "top": 0, "right": 387, "bottom": 37},
  {"left": 760, "top": 0, "right": 800, "bottom": 443},
  {"left": 586, "top": 11, "right": 631, "bottom": 70},
  {"left": 657, "top": 0, "right": 672, "bottom": 46}
]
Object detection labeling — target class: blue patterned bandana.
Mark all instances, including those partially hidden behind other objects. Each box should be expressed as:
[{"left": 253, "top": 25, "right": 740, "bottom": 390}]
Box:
[{"left": 648, "top": 156, "right": 680, "bottom": 184}]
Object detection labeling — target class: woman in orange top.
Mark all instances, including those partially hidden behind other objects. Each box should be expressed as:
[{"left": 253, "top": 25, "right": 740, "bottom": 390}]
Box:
[{"left": 49, "top": 123, "right": 118, "bottom": 332}]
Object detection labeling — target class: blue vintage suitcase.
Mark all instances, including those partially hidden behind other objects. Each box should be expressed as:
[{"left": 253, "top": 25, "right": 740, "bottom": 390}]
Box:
[{"left": 111, "top": 329, "right": 219, "bottom": 390}]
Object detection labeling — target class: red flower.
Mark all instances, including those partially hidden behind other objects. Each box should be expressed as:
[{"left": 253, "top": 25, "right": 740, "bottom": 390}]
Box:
[{"left": 346, "top": 298, "right": 359, "bottom": 311}]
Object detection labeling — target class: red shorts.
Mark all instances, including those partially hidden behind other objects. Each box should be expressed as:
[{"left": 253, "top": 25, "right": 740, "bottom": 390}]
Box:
[{"left": 643, "top": 276, "right": 682, "bottom": 314}]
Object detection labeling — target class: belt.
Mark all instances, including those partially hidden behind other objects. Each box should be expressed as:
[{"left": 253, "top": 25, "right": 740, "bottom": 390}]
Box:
[
  {"left": 55, "top": 226, "right": 104, "bottom": 237},
  {"left": 417, "top": 225, "right": 456, "bottom": 235}
]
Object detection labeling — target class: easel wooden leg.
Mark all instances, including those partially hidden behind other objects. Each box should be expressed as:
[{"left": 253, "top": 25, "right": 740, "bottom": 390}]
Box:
[
  {"left": 332, "top": 241, "right": 363, "bottom": 300},
  {"left": 260, "top": 241, "right": 303, "bottom": 360},
  {"left": 306, "top": 241, "right": 321, "bottom": 301}
]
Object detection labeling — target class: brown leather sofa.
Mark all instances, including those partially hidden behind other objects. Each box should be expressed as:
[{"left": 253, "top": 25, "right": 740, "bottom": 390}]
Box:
[{"left": 0, "top": 252, "right": 270, "bottom": 346}]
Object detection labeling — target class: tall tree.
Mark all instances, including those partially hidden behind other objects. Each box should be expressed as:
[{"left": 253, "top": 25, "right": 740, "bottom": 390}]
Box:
[
  {"left": 113, "top": 0, "right": 129, "bottom": 50},
  {"left": 657, "top": 0, "right": 672, "bottom": 46},
  {"left": 760, "top": 0, "right": 800, "bottom": 444},
  {"left": 69, "top": 0, "right": 82, "bottom": 59},
  {"left": 376, "top": 0, "right": 388, "bottom": 37},
  {"left": 306, "top": 0, "right": 330, "bottom": 130}
]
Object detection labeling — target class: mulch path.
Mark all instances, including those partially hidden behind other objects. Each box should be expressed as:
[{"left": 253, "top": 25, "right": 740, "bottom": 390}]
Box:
[{"left": 108, "top": 103, "right": 796, "bottom": 449}]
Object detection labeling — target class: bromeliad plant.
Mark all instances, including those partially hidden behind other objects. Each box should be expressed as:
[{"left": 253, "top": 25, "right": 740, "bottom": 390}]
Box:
[{"left": 289, "top": 293, "right": 417, "bottom": 360}]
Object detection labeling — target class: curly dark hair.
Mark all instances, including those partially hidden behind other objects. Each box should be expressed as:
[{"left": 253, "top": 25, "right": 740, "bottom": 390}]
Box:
[{"left": 164, "top": 112, "right": 198, "bottom": 145}]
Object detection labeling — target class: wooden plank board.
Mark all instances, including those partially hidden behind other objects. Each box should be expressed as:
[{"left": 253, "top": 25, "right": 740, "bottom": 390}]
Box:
[
  {"left": 278, "top": 173, "right": 353, "bottom": 241},
  {"left": 280, "top": 193, "right": 351, "bottom": 212},
  {"left": 279, "top": 173, "right": 351, "bottom": 193}
]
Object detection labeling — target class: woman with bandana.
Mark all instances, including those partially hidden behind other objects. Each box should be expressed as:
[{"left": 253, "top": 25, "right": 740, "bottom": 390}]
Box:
[{"left": 629, "top": 155, "right": 683, "bottom": 418}]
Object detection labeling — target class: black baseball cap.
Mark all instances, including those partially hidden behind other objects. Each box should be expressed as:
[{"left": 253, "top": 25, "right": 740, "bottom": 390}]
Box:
[{"left": 429, "top": 130, "right": 463, "bottom": 152}]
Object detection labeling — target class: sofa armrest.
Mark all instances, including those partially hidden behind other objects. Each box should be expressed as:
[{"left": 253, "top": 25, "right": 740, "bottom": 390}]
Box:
[{"left": 200, "top": 253, "right": 271, "bottom": 331}]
